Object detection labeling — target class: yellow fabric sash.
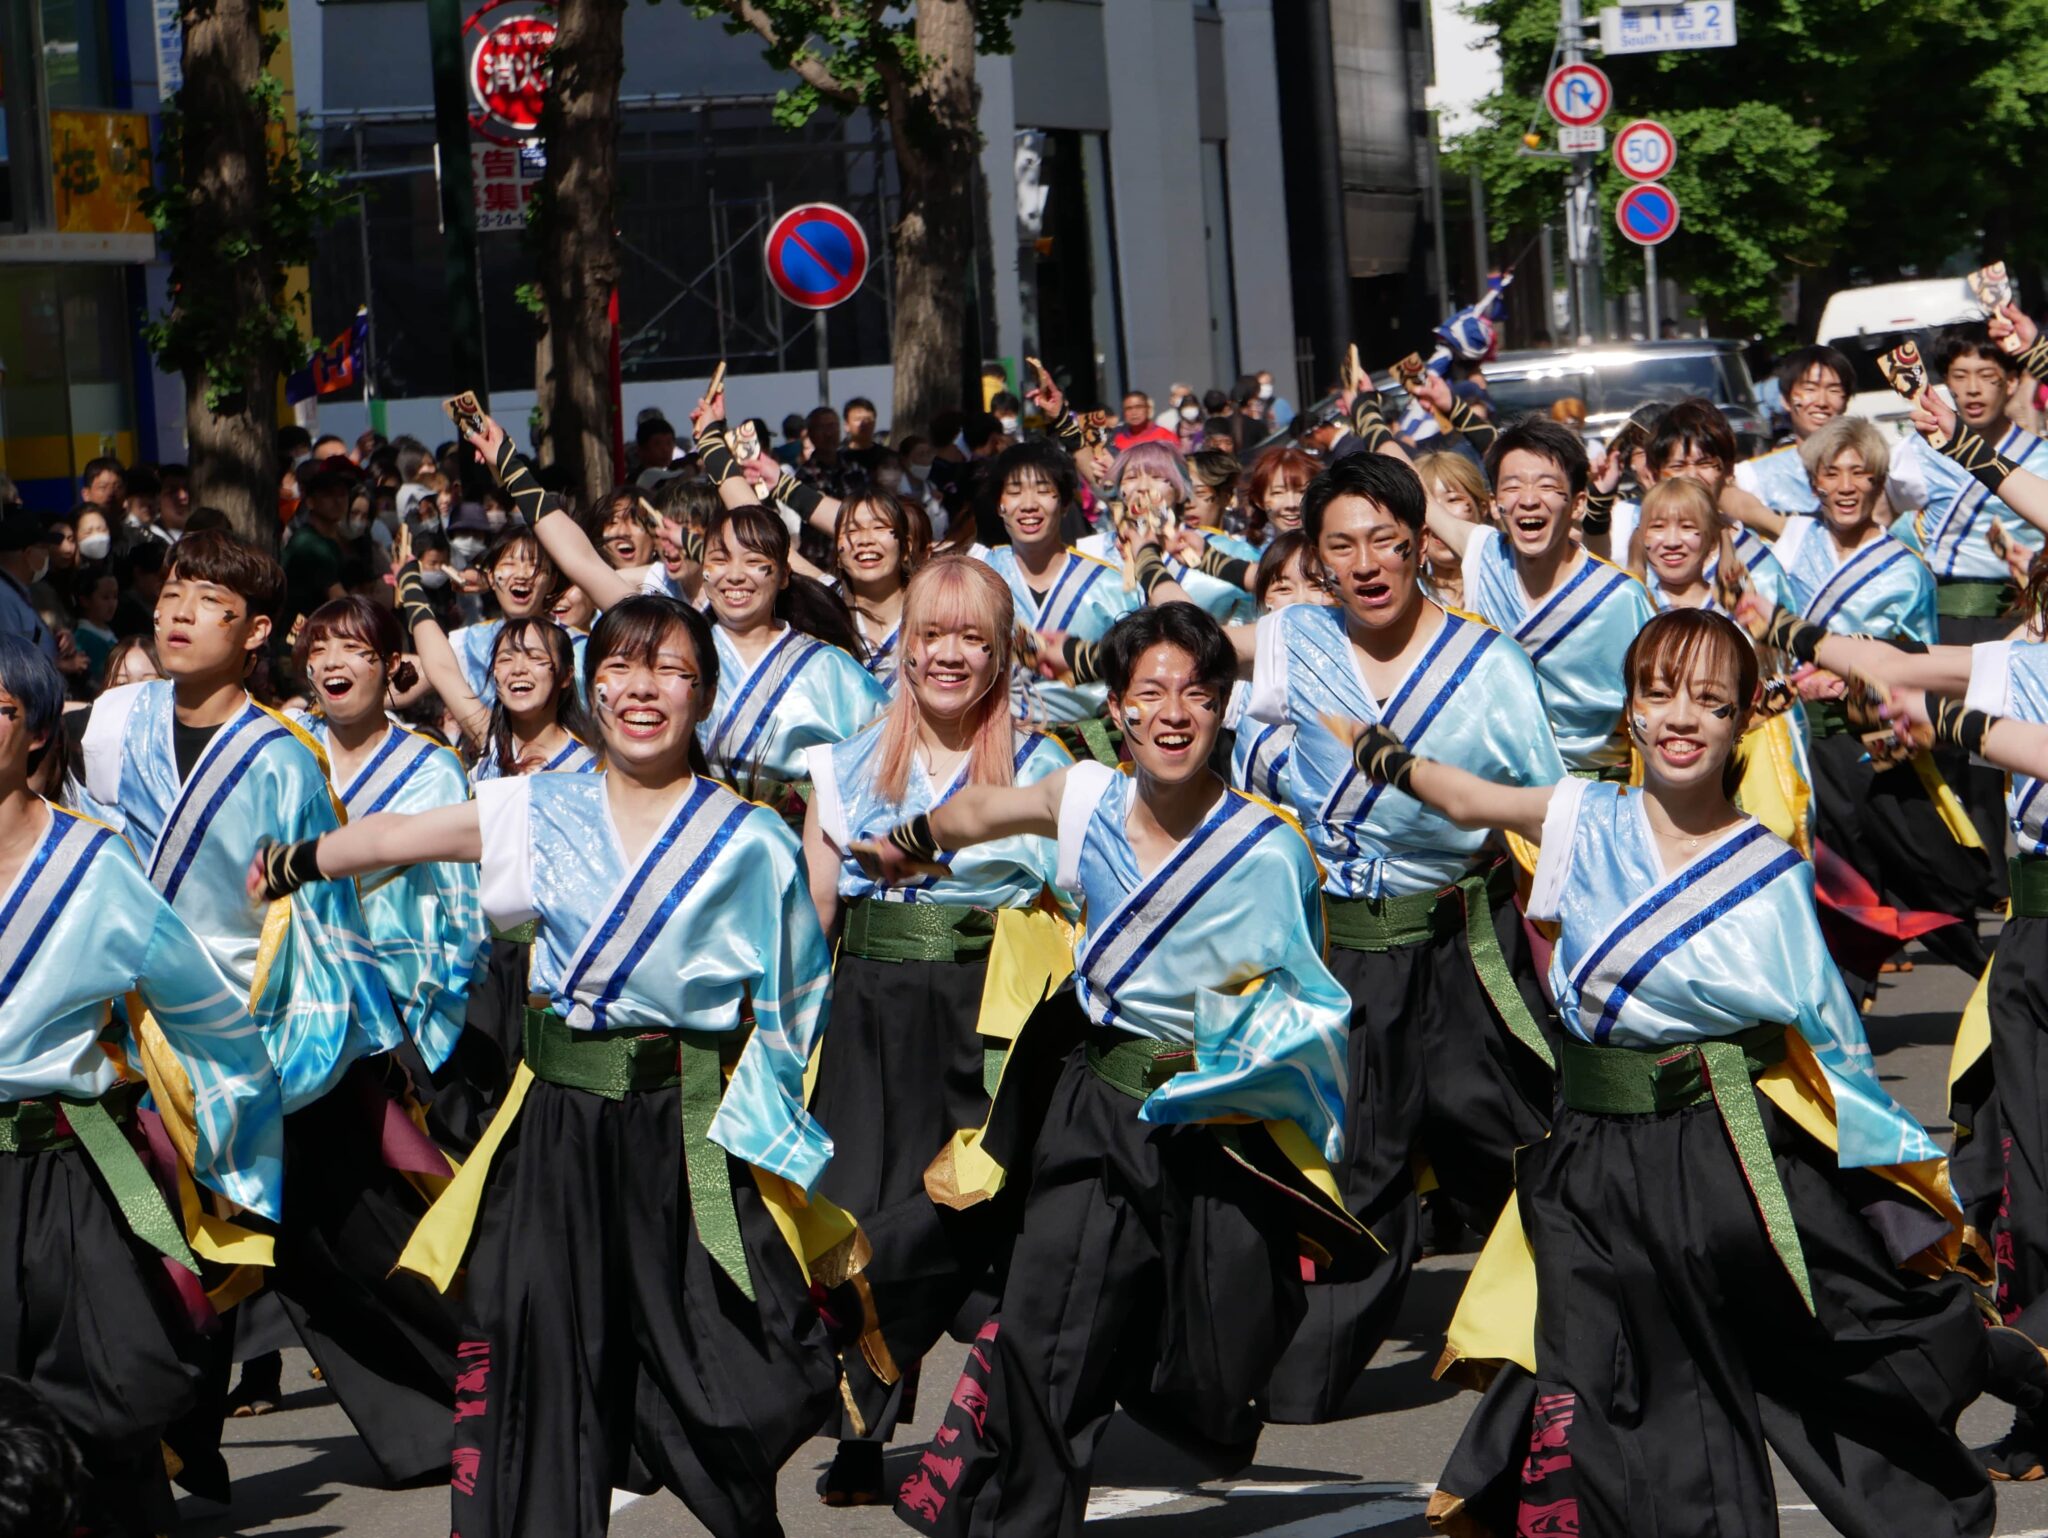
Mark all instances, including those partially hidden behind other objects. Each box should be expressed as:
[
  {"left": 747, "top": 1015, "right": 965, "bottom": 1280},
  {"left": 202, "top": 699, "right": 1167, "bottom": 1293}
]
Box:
[
  {"left": 922, "top": 905, "right": 1075, "bottom": 1208},
  {"left": 1438, "top": 1032, "right": 1967, "bottom": 1382},
  {"left": 395, "top": 1058, "right": 867, "bottom": 1295},
  {"left": 1734, "top": 713, "right": 1813, "bottom": 858},
  {"left": 1948, "top": 958, "right": 1996, "bottom": 1117}
]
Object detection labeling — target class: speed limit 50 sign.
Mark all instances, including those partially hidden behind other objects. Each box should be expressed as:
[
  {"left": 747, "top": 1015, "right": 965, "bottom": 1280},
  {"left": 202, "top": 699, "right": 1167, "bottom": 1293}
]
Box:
[{"left": 1613, "top": 119, "right": 1676, "bottom": 182}]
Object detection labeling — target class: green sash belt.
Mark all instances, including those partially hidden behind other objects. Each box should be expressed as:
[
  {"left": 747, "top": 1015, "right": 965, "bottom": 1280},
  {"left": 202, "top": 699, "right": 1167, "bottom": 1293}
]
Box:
[
  {"left": 1085, "top": 1030, "right": 1195, "bottom": 1098},
  {"left": 1805, "top": 698, "right": 1849, "bottom": 740},
  {"left": 2012, "top": 856, "right": 2048, "bottom": 920},
  {"left": 1326, "top": 867, "right": 1555, "bottom": 1070},
  {"left": 1052, "top": 717, "right": 1122, "bottom": 767},
  {"left": 840, "top": 899, "right": 996, "bottom": 964},
  {"left": 491, "top": 919, "right": 537, "bottom": 945},
  {"left": 1561, "top": 1025, "right": 1812, "bottom": 1313},
  {"left": 1936, "top": 579, "right": 2012, "bottom": 620},
  {"left": 1566, "top": 762, "right": 1633, "bottom": 783},
  {"left": 0, "top": 1084, "right": 198, "bottom": 1274},
  {"left": 521, "top": 1007, "right": 756, "bottom": 1299}
]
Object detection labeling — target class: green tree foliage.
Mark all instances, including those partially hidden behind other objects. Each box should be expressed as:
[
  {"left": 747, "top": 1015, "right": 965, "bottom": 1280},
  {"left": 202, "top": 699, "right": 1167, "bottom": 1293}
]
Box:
[{"left": 1448, "top": 0, "right": 2048, "bottom": 338}]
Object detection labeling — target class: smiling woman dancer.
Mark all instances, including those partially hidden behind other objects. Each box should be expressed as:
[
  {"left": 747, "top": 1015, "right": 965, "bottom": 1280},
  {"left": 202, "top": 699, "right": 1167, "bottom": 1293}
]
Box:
[
  {"left": 800, "top": 555, "right": 1072, "bottom": 1506},
  {"left": 249, "top": 594, "right": 854, "bottom": 1538},
  {"left": 1336, "top": 609, "right": 1993, "bottom": 1538}
]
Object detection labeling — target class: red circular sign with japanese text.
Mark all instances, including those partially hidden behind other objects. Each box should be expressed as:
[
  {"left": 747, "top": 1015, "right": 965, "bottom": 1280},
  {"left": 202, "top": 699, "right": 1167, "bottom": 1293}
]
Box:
[{"left": 467, "top": 5, "right": 555, "bottom": 140}]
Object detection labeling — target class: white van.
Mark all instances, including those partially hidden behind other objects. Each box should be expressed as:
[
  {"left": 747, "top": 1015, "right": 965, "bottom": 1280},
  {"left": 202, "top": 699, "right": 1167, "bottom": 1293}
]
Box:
[{"left": 1815, "top": 278, "right": 1988, "bottom": 436}]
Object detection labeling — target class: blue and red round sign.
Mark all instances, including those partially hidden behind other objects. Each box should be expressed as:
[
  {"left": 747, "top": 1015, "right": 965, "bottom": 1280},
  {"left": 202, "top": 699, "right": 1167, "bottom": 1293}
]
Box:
[
  {"left": 1615, "top": 183, "right": 1681, "bottom": 247},
  {"left": 763, "top": 203, "right": 870, "bottom": 311}
]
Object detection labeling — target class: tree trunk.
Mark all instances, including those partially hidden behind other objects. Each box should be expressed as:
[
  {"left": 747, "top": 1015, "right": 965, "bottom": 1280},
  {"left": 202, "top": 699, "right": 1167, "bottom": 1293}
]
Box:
[
  {"left": 885, "top": 0, "right": 980, "bottom": 441},
  {"left": 534, "top": 0, "right": 625, "bottom": 511},
  {"left": 174, "top": 0, "right": 281, "bottom": 545}
]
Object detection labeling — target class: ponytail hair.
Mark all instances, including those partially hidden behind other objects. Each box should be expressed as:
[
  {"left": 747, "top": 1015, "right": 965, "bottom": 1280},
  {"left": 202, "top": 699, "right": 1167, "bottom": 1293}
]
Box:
[{"left": 872, "top": 556, "right": 1019, "bottom": 803}]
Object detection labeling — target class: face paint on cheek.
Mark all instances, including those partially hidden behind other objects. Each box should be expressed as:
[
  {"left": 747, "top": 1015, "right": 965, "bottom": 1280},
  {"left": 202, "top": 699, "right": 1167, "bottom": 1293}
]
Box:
[
  {"left": 1708, "top": 702, "right": 1736, "bottom": 720},
  {"left": 1123, "top": 705, "right": 1144, "bottom": 733},
  {"left": 1388, "top": 540, "right": 1413, "bottom": 563},
  {"left": 1629, "top": 712, "right": 1651, "bottom": 744}
]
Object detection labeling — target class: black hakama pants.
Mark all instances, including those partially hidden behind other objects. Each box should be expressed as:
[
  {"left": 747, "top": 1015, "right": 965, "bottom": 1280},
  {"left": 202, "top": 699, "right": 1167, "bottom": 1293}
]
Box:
[
  {"left": 1953, "top": 916, "right": 2048, "bottom": 1322},
  {"left": 448, "top": 1074, "right": 839, "bottom": 1538},
  {"left": 411, "top": 935, "right": 529, "bottom": 1154},
  {"left": 811, "top": 951, "right": 996, "bottom": 1442},
  {"left": 267, "top": 1055, "right": 462, "bottom": 1486},
  {"left": 2, "top": 1141, "right": 200, "bottom": 1536},
  {"left": 1808, "top": 731, "right": 1993, "bottom": 999},
  {"left": 1264, "top": 896, "right": 1555, "bottom": 1423},
  {"left": 892, "top": 1045, "right": 1306, "bottom": 1538},
  {"left": 1440, "top": 1096, "right": 1993, "bottom": 1538}
]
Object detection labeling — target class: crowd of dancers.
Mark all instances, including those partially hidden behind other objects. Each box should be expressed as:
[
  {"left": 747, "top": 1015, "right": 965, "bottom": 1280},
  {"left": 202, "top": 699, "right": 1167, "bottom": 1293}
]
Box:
[{"left": 15, "top": 309, "right": 2048, "bottom": 1538}]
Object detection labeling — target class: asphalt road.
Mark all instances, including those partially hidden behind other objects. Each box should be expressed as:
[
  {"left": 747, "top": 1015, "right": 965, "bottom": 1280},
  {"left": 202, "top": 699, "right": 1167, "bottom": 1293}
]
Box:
[{"left": 174, "top": 942, "right": 2048, "bottom": 1537}]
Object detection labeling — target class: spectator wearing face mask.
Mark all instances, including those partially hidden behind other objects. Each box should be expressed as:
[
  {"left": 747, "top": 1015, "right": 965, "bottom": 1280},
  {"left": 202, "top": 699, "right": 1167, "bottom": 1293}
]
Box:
[
  {"left": 1257, "top": 368, "right": 1295, "bottom": 429},
  {"left": 989, "top": 390, "right": 1024, "bottom": 445}
]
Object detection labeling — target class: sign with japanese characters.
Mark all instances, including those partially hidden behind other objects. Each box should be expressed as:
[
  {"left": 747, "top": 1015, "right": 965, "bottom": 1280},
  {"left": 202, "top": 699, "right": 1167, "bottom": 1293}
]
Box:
[
  {"left": 1597, "top": 3, "right": 1736, "bottom": 54},
  {"left": 472, "top": 141, "right": 545, "bottom": 233}
]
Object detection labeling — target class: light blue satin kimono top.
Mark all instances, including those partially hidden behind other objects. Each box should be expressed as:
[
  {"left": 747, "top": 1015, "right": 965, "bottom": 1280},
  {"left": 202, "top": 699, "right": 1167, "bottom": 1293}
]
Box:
[
  {"left": 468, "top": 733, "right": 601, "bottom": 784},
  {"left": 475, "top": 770, "right": 837, "bottom": 1191},
  {"left": 979, "top": 545, "right": 1139, "bottom": 725},
  {"left": 1968, "top": 637, "right": 2048, "bottom": 858},
  {"left": 300, "top": 717, "right": 489, "bottom": 1072},
  {"left": 1058, "top": 761, "right": 1352, "bottom": 1161},
  {"left": 1772, "top": 518, "right": 1938, "bottom": 645},
  {"left": 1247, "top": 602, "right": 1566, "bottom": 898},
  {"left": 807, "top": 720, "right": 1070, "bottom": 909},
  {"left": 1, "top": 801, "right": 286, "bottom": 1218},
  {"left": 1887, "top": 428, "right": 2048, "bottom": 583},
  {"left": 81, "top": 682, "right": 403, "bottom": 1115},
  {"left": 1464, "top": 528, "right": 1655, "bottom": 771},
  {"left": 700, "top": 624, "right": 887, "bottom": 800},
  {"left": 1529, "top": 778, "right": 1939, "bottom": 1168},
  {"left": 1735, "top": 442, "right": 1820, "bottom": 517}
]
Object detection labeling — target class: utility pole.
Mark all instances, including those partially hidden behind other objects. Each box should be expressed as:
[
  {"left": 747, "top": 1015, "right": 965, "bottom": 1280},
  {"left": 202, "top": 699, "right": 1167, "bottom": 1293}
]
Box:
[
  {"left": 1558, "top": 0, "right": 1603, "bottom": 341},
  {"left": 426, "top": 0, "right": 488, "bottom": 404}
]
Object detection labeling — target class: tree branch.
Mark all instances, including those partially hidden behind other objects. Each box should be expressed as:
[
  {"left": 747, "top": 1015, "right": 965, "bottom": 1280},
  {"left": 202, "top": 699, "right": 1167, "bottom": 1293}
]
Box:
[{"left": 713, "top": 0, "right": 860, "bottom": 104}]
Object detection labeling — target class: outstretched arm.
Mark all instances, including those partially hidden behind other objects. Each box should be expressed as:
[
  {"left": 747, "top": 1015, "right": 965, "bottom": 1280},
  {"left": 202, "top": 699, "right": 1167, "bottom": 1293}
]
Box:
[
  {"left": 248, "top": 802, "right": 484, "bottom": 900},
  {"left": 1320, "top": 711, "right": 1554, "bottom": 843},
  {"left": 460, "top": 412, "right": 640, "bottom": 612},
  {"left": 1732, "top": 588, "right": 1975, "bottom": 695},
  {"left": 1719, "top": 479, "right": 1787, "bottom": 540},
  {"left": 1886, "top": 687, "right": 2042, "bottom": 779},
  {"left": 850, "top": 772, "right": 1067, "bottom": 884}
]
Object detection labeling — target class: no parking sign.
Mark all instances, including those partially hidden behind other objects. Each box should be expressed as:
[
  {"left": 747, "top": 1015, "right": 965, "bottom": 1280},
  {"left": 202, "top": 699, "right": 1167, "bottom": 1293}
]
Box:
[{"left": 762, "top": 203, "right": 870, "bottom": 311}]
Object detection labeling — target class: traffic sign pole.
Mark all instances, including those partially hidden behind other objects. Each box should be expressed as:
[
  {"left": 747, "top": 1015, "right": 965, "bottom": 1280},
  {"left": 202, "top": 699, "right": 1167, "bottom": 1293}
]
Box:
[
  {"left": 1559, "top": 0, "right": 1603, "bottom": 338},
  {"left": 1646, "top": 243, "right": 1660, "bottom": 338}
]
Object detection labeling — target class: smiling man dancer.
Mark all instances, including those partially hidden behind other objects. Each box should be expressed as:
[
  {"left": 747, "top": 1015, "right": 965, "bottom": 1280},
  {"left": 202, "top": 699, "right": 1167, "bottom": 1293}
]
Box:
[
  {"left": 858, "top": 603, "right": 1357, "bottom": 1536},
  {"left": 1423, "top": 416, "right": 1654, "bottom": 778}
]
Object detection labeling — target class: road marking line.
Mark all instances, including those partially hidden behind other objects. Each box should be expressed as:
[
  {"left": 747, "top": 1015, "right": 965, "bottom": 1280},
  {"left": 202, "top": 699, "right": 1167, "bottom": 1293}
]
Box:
[{"left": 609, "top": 1489, "right": 643, "bottom": 1514}]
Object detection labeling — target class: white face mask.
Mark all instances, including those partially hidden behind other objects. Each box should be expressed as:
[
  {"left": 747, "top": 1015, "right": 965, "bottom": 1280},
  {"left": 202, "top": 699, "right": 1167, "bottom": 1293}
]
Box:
[
  {"left": 451, "top": 535, "right": 486, "bottom": 559},
  {"left": 484, "top": 506, "right": 508, "bottom": 531},
  {"left": 77, "top": 532, "right": 111, "bottom": 561},
  {"left": 342, "top": 515, "right": 371, "bottom": 539},
  {"left": 1258, "top": 382, "right": 1275, "bottom": 401},
  {"left": 1181, "top": 404, "right": 1201, "bottom": 422},
  {"left": 420, "top": 566, "right": 451, "bottom": 589},
  {"left": 998, "top": 416, "right": 1020, "bottom": 437},
  {"left": 29, "top": 551, "right": 50, "bottom": 584}
]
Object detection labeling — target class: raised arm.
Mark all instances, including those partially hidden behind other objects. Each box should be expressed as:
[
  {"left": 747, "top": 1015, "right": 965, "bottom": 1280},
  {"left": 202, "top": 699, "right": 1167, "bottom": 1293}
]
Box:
[
  {"left": 1320, "top": 711, "right": 1554, "bottom": 844},
  {"left": 394, "top": 539, "right": 492, "bottom": 749},
  {"left": 460, "top": 413, "right": 639, "bottom": 612},
  {"left": 1423, "top": 488, "right": 1480, "bottom": 560},
  {"left": 248, "top": 801, "right": 484, "bottom": 901},
  {"left": 1912, "top": 389, "right": 2048, "bottom": 538}
]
